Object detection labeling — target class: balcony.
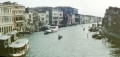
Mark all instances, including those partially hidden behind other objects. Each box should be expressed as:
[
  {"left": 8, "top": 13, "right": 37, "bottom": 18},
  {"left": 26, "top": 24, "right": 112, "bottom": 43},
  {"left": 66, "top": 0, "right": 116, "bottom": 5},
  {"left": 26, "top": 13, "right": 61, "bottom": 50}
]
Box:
[
  {"left": 0, "top": 22, "right": 13, "bottom": 26},
  {"left": 0, "top": 13, "right": 12, "bottom": 16},
  {"left": 75, "top": 16, "right": 79, "bottom": 18},
  {"left": 14, "top": 13, "right": 24, "bottom": 15},
  {"left": 15, "top": 20, "right": 24, "bottom": 23}
]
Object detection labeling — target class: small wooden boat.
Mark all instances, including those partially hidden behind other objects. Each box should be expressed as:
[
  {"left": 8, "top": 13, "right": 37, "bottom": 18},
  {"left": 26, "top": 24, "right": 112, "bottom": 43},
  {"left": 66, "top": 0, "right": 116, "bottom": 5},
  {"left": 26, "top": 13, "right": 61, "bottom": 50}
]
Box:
[{"left": 58, "top": 35, "right": 62, "bottom": 40}]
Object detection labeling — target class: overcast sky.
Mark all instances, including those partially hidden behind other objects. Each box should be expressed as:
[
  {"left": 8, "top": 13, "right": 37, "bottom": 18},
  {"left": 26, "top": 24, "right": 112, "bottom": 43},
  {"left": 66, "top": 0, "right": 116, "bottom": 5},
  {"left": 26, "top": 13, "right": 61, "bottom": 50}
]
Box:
[{"left": 1, "top": 0, "right": 120, "bottom": 17}]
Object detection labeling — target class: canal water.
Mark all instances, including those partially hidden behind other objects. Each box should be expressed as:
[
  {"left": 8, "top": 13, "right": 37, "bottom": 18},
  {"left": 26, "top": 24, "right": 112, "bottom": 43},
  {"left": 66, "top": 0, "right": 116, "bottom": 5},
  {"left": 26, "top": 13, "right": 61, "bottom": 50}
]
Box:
[{"left": 21, "top": 24, "right": 120, "bottom": 57}]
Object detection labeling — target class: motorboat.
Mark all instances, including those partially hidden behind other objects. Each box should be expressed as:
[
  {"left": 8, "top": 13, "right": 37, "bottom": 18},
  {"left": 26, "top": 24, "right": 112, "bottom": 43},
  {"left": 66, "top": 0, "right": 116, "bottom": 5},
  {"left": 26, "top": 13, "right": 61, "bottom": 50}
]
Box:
[
  {"left": 0, "top": 35, "right": 12, "bottom": 56},
  {"left": 44, "top": 26, "right": 58, "bottom": 34},
  {"left": 50, "top": 26, "right": 58, "bottom": 32},
  {"left": 96, "top": 34, "right": 105, "bottom": 39},
  {"left": 92, "top": 32, "right": 104, "bottom": 39},
  {"left": 8, "top": 39, "right": 29, "bottom": 57},
  {"left": 44, "top": 29, "right": 53, "bottom": 34}
]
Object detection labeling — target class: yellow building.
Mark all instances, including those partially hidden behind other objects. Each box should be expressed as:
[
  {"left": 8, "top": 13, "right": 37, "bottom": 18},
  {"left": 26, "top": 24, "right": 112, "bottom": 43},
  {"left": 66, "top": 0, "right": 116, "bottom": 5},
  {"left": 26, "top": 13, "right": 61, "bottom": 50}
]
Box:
[
  {"left": 12, "top": 2, "right": 25, "bottom": 32},
  {"left": 0, "top": 1, "right": 26, "bottom": 35}
]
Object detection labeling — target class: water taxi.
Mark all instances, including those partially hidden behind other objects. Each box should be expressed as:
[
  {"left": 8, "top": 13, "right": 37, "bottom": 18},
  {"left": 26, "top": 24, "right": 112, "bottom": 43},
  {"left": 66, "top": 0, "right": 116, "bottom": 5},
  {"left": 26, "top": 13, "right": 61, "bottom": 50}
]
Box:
[
  {"left": 0, "top": 35, "right": 12, "bottom": 56},
  {"left": 6, "top": 30, "right": 20, "bottom": 42},
  {"left": 8, "top": 39, "right": 29, "bottom": 57}
]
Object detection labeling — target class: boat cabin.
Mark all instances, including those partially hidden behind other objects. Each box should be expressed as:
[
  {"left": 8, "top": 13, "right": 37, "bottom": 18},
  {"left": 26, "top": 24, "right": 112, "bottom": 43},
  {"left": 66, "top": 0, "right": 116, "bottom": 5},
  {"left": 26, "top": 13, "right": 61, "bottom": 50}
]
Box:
[
  {"left": 0, "top": 35, "right": 12, "bottom": 49},
  {"left": 8, "top": 39, "right": 29, "bottom": 57},
  {"left": 6, "top": 30, "right": 20, "bottom": 42}
]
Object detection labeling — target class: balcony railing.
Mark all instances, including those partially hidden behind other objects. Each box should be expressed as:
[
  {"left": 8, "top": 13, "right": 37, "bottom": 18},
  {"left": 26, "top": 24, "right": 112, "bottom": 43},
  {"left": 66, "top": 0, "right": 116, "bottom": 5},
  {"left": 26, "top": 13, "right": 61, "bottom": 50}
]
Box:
[
  {"left": 0, "top": 13, "right": 12, "bottom": 16},
  {"left": 15, "top": 20, "right": 24, "bottom": 22},
  {"left": 0, "top": 22, "right": 13, "bottom": 25}
]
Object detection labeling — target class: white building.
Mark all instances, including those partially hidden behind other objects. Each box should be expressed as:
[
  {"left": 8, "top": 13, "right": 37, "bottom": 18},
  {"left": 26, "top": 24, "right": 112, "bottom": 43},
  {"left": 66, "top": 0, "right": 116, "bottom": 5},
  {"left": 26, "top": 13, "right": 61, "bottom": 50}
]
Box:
[
  {"left": 25, "top": 10, "right": 34, "bottom": 25},
  {"left": 38, "top": 10, "right": 49, "bottom": 25},
  {"left": 0, "top": 3, "right": 13, "bottom": 35},
  {"left": 52, "top": 9, "right": 63, "bottom": 25}
]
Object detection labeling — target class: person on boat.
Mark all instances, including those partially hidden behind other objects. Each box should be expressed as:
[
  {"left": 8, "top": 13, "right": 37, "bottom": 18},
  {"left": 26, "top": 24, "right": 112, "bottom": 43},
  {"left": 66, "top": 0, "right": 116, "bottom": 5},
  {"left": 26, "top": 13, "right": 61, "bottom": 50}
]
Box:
[{"left": 58, "top": 34, "right": 62, "bottom": 40}]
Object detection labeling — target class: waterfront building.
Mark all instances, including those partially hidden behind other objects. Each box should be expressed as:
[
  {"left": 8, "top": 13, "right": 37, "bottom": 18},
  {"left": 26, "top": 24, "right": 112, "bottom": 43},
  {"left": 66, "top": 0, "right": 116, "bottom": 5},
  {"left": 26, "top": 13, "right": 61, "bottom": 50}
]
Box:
[
  {"left": 38, "top": 10, "right": 49, "bottom": 25},
  {"left": 55, "top": 6, "right": 78, "bottom": 26},
  {"left": 0, "top": 2, "right": 13, "bottom": 35},
  {"left": 31, "top": 7, "right": 53, "bottom": 25},
  {"left": 75, "top": 14, "right": 80, "bottom": 24},
  {"left": 102, "top": 6, "right": 120, "bottom": 33},
  {"left": 11, "top": 2, "right": 25, "bottom": 32},
  {"left": 51, "top": 8, "right": 63, "bottom": 26},
  {"left": 25, "top": 8, "right": 37, "bottom": 32},
  {"left": 80, "top": 14, "right": 102, "bottom": 24}
]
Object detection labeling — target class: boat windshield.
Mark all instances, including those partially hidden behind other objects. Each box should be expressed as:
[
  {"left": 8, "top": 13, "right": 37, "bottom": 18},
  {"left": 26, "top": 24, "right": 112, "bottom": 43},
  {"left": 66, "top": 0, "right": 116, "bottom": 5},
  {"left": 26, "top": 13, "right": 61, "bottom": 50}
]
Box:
[{"left": 9, "top": 48, "right": 21, "bottom": 54}]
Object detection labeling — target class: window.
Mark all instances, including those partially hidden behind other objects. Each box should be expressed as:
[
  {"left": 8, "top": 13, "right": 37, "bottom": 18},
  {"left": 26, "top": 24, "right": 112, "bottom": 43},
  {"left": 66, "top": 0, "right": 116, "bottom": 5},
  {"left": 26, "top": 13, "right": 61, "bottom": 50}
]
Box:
[
  {"left": 2, "top": 27, "right": 3, "bottom": 32},
  {"left": 16, "top": 17, "right": 18, "bottom": 21},
  {"left": 15, "top": 7, "right": 18, "bottom": 8},
  {"left": 4, "top": 16, "right": 8, "bottom": 22},
  {"left": 42, "top": 18, "right": 44, "bottom": 20},
  {"left": 53, "top": 17, "right": 58, "bottom": 19},
  {"left": 28, "top": 19, "right": 31, "bottom": 22},
  {"left": 59, "top": 17, "right": 63, "bottom": 19},
  {"left": 16, "top": 11, "right": 18, "bottom": 14},
  {"left": 54, "top": 13, "right": 57, "bottom": 15},
  {"left": 19, "top": 11, "right": 22, "bottom": 13},
  {"left": 0, "top": 27, "right": 1, "bottom": 33},
  {"left": 29, "top": 14, "right": 31, "bottom": 18},
  {"left": 0, "top": 17, "right": 1, "bottom": 23},
  {"left": 60, "top": 14, "right": 61, "bottom": 16},
  {"left": 9, "top": 9, "right": 11, "bottom": 13},
  {"left": 19, "top": 17, "right": 22, "bottom": 20}
]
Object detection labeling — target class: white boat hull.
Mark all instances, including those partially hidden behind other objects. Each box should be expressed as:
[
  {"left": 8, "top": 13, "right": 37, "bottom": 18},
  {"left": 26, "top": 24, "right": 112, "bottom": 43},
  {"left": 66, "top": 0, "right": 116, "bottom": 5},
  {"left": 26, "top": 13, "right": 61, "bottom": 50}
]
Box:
[
  {"left": 9, "top": 45, "right": 29, "bottom": 57},
  {"left": 44, "top": 26, "right": 58, "bottom": 34},
  {"left": 44, "top": 29, "right": 52, "bottom": 33},
  {"left": 52, "top": 29, "right": 58, "bottom": 32}
]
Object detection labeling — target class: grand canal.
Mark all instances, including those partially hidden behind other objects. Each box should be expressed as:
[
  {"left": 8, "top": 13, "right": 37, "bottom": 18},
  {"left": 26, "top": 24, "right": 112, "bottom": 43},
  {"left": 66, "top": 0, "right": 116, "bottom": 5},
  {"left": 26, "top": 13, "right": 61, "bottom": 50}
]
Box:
[{"left": 21, "top": 24, "right": 120, "bottom": 57}]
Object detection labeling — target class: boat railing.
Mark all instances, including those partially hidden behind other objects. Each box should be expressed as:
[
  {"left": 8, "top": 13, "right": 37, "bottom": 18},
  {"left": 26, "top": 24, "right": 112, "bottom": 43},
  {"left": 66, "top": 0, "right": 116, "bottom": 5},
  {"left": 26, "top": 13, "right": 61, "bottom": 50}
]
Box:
[{"left": 8, "top": 39, "right": 29, "bottom": 55}]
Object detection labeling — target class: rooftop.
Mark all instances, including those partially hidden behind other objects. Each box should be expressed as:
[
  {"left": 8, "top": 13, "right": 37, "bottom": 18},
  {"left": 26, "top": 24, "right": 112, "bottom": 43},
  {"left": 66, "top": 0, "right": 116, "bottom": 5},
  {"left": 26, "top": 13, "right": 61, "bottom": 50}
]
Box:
[
  {"left": 0, "top": 35, "right": 11, "bottom": 40},
  {"left": 7, "top": 30, "right": 19, "bottom": 35},
  {"left": 9, "top": 39, "right": 28, "bottom": 48}
]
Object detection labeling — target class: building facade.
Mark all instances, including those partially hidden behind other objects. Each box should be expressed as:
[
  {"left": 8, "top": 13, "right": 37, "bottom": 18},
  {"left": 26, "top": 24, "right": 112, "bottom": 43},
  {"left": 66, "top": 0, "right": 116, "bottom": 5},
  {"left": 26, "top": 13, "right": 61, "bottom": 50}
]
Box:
[
  {"left": 51, "top": 8, "right": 63, "bottom": 26},
  {"left": 12, "top": 3, "right": 25, "bottom": 32},
  {"left": 55, "top": 6, "right": 78, "bottom": 26},
  {"left": 38, "top": 10, "right": 49, "bottom": 25},
  {"left": 0, "top": 3, "right": 13, "bottom": 35},
  {"left": 80, "top": 14, "right": 102, "bottom": 24}
]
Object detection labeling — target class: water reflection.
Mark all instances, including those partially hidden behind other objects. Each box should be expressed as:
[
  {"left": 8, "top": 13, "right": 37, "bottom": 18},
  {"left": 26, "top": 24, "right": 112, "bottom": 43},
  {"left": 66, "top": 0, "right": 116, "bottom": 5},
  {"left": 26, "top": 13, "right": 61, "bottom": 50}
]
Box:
[{"left": 100, "top": 37, "right": 120, "bottom": 57}]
